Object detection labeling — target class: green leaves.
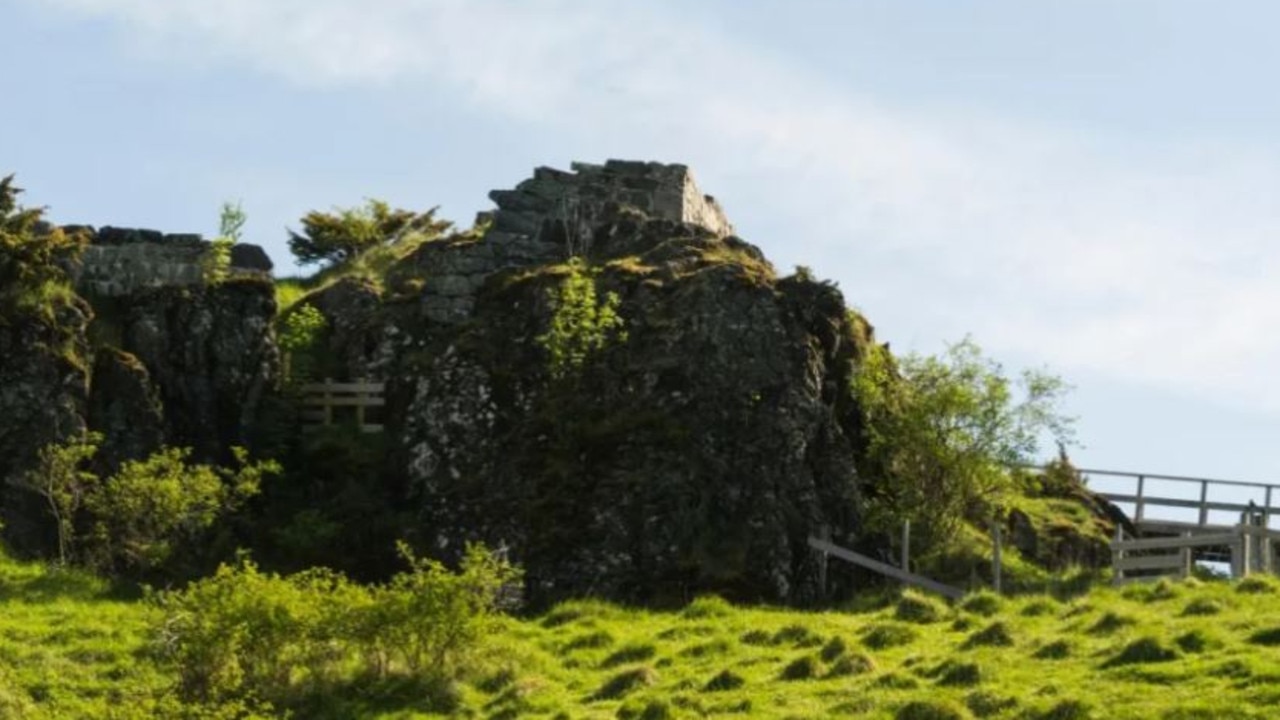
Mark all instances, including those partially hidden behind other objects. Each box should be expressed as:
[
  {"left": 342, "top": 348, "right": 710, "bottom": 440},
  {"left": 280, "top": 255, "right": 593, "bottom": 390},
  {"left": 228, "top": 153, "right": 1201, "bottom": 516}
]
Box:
[
  {"left": 853, "top": 337, "right": 1075, "bottom": 552},
  {"left": 287, "top": 199, "right": 452, "bottom": 266},
  {"left": 537, "top": 258, "right": 627, "bottom": 381},
  {"left": 0, "top": 174, "right": 87, "bottom": 322}
]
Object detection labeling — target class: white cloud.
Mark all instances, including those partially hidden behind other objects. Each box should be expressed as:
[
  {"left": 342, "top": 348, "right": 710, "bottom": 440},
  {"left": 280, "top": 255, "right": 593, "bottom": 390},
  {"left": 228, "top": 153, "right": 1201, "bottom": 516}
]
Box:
[{"left": 31, "top": 0, "right": 1280, "bottom": 413}]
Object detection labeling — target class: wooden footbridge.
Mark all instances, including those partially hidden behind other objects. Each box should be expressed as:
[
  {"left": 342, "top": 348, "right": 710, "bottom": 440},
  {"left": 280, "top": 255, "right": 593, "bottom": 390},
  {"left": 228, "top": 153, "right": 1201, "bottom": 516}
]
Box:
[{"left": 1070, "top": 467, "right": 1280, "bottom": 584}]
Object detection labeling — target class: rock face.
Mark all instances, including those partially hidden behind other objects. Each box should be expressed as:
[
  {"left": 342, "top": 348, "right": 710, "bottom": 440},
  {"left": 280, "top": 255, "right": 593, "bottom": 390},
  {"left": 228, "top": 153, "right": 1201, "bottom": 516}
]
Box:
[
  {"left": 372, "top": 162, "right": 871, "bottom": 606},
  {"left": 112, "top": 279, "right": 278, "bottom": 462},
  {"left": 0, "top": 298, "right": 91, "bottom": 553}
]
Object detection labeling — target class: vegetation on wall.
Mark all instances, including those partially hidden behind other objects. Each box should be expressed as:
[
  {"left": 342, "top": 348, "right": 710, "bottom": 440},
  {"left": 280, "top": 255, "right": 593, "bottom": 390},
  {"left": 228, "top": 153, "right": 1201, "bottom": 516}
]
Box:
[
  {"left": 537, "top": 257, "right": 628, "bottom": 380},
  {"left": 0, "top": 174, "right": 87, "bottom": 323},
  {"left": 287, "top": 199, "right": 453, "bottom": 267},
  {"left": 200, "top": 201, "right": 245, "bottom": 285}
]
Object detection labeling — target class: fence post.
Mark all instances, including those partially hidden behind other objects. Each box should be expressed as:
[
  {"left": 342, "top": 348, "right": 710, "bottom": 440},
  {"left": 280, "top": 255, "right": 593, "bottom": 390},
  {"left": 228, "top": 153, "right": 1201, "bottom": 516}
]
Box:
[
  {"left": 322, "top": 378, "right": 334, "bottom": 426},
  {"left": 902, "top": 520, "right": 911, "bottom": 572},
  {"left": 1180, "top": 531, "right": 1193, "bottom": 579},
  {"left": 817, "top": 526, "right": 830, "bottom": 599},
  {"left": 356, "top": 378, "right": 367, "bottom": 430},
  {"left": 1113, "top": 524, "right": 1125, "bottom": 585},
  {"left": 1135, "top": 475, "right": 1146, "bottom": 524},
  {"left": 1198, "top": 481, "right": 1209, "bottom": 526},
  {"left": 992, "top": 521, "right": 1003, "bottom": 595}
]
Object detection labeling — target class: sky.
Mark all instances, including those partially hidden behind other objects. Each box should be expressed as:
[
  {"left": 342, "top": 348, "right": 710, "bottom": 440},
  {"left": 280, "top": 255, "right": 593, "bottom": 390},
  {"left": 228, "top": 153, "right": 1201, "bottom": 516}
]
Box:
[{"left": 5, "top": 0, "right": 1280, "bottom": 484}]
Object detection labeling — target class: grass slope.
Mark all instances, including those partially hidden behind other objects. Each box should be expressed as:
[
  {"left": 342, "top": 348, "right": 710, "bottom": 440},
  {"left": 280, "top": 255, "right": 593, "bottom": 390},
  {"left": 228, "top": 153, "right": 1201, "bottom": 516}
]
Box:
[{"left": 6, "top": 545, "right": 1280, "bottom": 718}]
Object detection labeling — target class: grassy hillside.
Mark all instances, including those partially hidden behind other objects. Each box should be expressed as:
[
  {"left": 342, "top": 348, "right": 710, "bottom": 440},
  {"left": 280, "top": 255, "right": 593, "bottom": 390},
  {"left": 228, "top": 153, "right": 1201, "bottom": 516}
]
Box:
[{"left": 5, "top": 544, "right": 1280, "bottom": 719}]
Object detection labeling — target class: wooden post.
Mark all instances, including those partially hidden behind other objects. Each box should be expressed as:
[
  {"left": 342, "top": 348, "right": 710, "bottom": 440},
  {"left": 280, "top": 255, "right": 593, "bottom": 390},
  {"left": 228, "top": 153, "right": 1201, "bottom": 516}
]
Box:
[
  {"left": 1180, "top": 531, "right": 1193, "bottom": 579},
  {"left": 356, "top": 378, "right": 367, "bottom": 430},
  {"left": 323, "top": 379, "right": 334, "bottom": 426},
  {"left": 902, "top": 520, "right": 911, "bottom": 572},
  {"left": 1266, "top": 486, "right": 1274, "bottom": 531},
  {"left": 992, "top": 521, "right": 1003, "bottom": 595},
  {"left": 1135, "top": 475, "right": 1146, "bottom": 524},
  {"left": 1113, "top": 524, "right": 1125, "bottom": 585},
  {"left": 1198, "top": 481, "right": 1209, "bottom": 526},
  {"left": 817, "top": 526, "right": 830, "bottom": 599}
]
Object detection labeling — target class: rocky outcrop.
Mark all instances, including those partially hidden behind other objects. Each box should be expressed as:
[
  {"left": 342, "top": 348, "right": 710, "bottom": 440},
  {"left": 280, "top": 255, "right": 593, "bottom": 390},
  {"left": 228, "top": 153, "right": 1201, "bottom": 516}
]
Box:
[
  {"left": 0, "top": 297, "right": 91, "bottom": 553},
  {"left": 114, "top": 279, "right": 278, "bottom": 462},
  {"left": 87, "top": 348, "right": 165, "bottom": 469},
  {"left": 376, "top": 162, "right": 871, "bottom": 606}
]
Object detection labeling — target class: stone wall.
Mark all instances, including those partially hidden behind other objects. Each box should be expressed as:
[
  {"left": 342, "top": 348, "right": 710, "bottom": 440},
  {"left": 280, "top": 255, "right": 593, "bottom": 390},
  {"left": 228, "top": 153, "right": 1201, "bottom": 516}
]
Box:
[{"left": 73, "top": 226, "right": 273, "bottom": 297}]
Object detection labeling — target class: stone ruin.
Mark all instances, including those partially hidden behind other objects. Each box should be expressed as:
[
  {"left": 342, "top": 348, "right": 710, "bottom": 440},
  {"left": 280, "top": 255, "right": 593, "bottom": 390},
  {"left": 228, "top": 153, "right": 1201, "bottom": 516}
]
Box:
[
  {"left": 71, "top": 226, "right": 273, "bottom": 298},
  {"left": 397, "top": 159, "right": 736, "bottom": 324}
]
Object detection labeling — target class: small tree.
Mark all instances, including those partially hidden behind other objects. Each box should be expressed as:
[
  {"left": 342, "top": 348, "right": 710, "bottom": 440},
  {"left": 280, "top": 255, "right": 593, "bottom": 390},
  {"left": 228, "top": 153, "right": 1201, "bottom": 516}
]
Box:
[
  {"left": 287, "top": 200, "right": 452, "bottom": 266},
  {"left": 536, "top": 258, "right": 627, "bottom": 381},
  {"left": 202, "top": 201, "right": 246, "bottom": 285},
  {"left": 854, "top": 337, "right": 1074, "bottom": 553},
  {"left": 12, "top": 432, "right": 102, "bottom": 565}
]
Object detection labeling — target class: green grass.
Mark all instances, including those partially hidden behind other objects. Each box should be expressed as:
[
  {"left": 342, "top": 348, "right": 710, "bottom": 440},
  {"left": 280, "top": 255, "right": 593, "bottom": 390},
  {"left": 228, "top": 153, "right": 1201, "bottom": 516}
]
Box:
[{"left": 10, "top": 542, "right": 1280, "bottom": 718}]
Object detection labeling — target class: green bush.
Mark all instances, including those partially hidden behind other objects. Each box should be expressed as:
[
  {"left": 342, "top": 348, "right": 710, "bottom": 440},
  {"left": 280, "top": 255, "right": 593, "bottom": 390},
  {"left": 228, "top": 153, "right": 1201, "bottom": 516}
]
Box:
[{"left": 151, "top": 543, "right": 519, "bottom": 706}]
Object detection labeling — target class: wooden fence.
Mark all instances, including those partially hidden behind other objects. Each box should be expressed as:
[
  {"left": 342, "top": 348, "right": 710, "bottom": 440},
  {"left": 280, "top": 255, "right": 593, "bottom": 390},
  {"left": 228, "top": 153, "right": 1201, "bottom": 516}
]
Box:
[
  {"left": 1072, "top": 467, "right": 1280, "bottom": 532},
  {"left": 808, "top": 536, "right": 965, "bottom": 600},
  {"left": 299, "top": 380, "right": 385, "bottom": 434},
  {"left": 1112, "top": 522, "right": 1280, "bottom": 584}
]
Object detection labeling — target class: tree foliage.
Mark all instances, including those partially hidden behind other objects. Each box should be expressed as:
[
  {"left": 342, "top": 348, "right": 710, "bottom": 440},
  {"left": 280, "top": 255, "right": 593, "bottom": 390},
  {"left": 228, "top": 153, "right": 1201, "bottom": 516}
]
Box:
[
  {"left": 12, "top": 432, "right": 102, "bottom": 565},
  {"left": 278, "top": 304, "right": 328, "bottom": 384},
  {"left": 287, "top": 199, "right": 452, "bottom": 266},
  {"left": 0, "top": 174, "right": 87, "bottom": 320},
  {"left": 853, "top": 337, "right": 1075, "bottom": 552}
]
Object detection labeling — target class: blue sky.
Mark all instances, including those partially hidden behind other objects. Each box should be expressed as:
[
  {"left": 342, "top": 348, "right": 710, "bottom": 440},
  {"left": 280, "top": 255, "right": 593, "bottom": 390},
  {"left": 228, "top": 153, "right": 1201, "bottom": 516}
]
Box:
[{"left": 6, "top": 0, "right": 1280, "bottom": 482}]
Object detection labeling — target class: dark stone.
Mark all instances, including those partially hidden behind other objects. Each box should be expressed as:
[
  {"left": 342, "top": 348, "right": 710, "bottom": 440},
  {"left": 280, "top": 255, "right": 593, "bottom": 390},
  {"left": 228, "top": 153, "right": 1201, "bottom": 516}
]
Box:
[
  {"left": 163, "top": 233, "right": 206, "bottom": 246},
  {"left": 88, "top": 348, "right": 165, "bottom": 469},
  {"left": 96, "top": 227, "right": 165, "bottom": 245},
  {"left": 230, "top": 243, "right": 274, "bottom": 272}
]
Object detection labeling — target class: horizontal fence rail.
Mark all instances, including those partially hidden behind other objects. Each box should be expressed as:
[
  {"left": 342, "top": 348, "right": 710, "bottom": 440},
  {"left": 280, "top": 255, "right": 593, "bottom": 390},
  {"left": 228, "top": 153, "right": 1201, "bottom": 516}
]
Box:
[{"left": 299, "top": 379, "right": 386, "bottom": 434}]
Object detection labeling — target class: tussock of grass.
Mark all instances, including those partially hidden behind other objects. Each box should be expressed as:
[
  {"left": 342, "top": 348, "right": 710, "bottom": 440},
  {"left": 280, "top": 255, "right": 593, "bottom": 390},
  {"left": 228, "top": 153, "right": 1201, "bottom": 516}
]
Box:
[
  {"left": 965, "top": 690, "right": 1017, "bottom": 717},
  {"left": 827, "top": 652, "right": 875, "bottom": 678},
  {"left": 932, "top": 660, "right": 982, "bottom": 687},
  {"left": 1237, "top": 576, "right": 1277, "bottom": 594},
  {"left": 896, "top": 589, "right": 947, "bottom": 623},
  {"left": 771, "top": 624, "right": 822, "bottom": 647},
  {"left": 778, "top": 654, "right": 821, "bottom": 681},
  {"left": 1181, "top": 597, "right": 1223, "bottom": 616},
  {"left": 962, "top": 622, "right": 1014, "bottom": 649},
  {"left": 682, "top": 595, "right": 732, "bottom": 619},
  {"left": 895, "top": 698, "right": 972, "bottom": 720},
  {"left": 819, "top": 636, "right": 848, "bottom": 662},
  {"left": 601, "top": 643, "right": 657, "bottom": 668},
  {"left": 1020, "top": 598, "right": 1058, "bottom": 616},
  {"left": 1175, "top": 629, "right": 1218, "bottom": 653},
  {"left": 1087, "top": 611, "right": 1135, "bottom": 635},
  {"left": 702, "top": 669, "right": 745, "bottom": 692},
  {"left": 563, "top": 630, "right": 614, "bottom": 651},
  {"left": 959, "top": 591, "right": 1003, "bottom": 617},
  {"left": 1033, "top": 639, "right": 1072, "bottom": 659},
  {"left": 1035, "top": 699, "right": 1095, "bottom": 719},
  {"left": 738, "top": 629, "right": 771, "bottom": 646},
  {"left": 1247, "top": 627, "right": 1280, "bottom": 646},
  {"left": 590, "top": 666, "right": 658, "bottom": 700},
  {"left": 863, "top": 623, "right": 918, "bottom": 649},
  {"left": 1102, "top": 637, "right": 1179, "bottom": 667}
]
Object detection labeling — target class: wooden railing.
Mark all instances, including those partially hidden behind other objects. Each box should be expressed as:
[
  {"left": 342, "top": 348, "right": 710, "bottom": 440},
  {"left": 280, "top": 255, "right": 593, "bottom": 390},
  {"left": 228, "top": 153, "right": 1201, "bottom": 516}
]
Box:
[
  {"left": 1074, "top": 467, "right": 1279, "bottom": 531},
  {"left": 1112, "top": 523, "right": 1280, "bottom": 584},
  {"left": 299, "top": 379, "right": 385, "bottom": 434}
]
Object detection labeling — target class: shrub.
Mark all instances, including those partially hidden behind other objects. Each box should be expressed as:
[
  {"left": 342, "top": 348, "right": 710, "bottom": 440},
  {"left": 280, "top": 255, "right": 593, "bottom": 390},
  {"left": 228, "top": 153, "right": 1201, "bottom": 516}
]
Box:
[
  {"left": 288, "top": 200, "right": 451, "bottom": 266},
  {"left": 538, "top": 258, "right": 627, "bottom": 380}
]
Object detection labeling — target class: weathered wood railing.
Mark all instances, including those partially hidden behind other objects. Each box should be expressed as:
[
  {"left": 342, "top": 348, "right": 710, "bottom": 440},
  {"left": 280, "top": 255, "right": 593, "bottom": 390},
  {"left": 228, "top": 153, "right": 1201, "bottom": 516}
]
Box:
[
  {"left": 808, "top": 536, "right": 965, "bottom": 600},
  {"left": 1112, "top": 522, "right": 1280, "bottom": 584},
  {"left": 1063, "top": 467, "right": 1280, "bottom": 531},
  {"left": 299, "top": 379, "right": 385, "bottom": 434}
]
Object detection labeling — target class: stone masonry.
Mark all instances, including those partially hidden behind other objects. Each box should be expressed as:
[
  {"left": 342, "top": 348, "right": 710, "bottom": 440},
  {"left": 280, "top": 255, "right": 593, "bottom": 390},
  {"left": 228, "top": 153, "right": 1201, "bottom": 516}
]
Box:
[
  {"left": 73, "top": 226, "right": 273, "bottom": 297},
  {"left": 397, "top": 160, "right": 735, "bottom": 324}
]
